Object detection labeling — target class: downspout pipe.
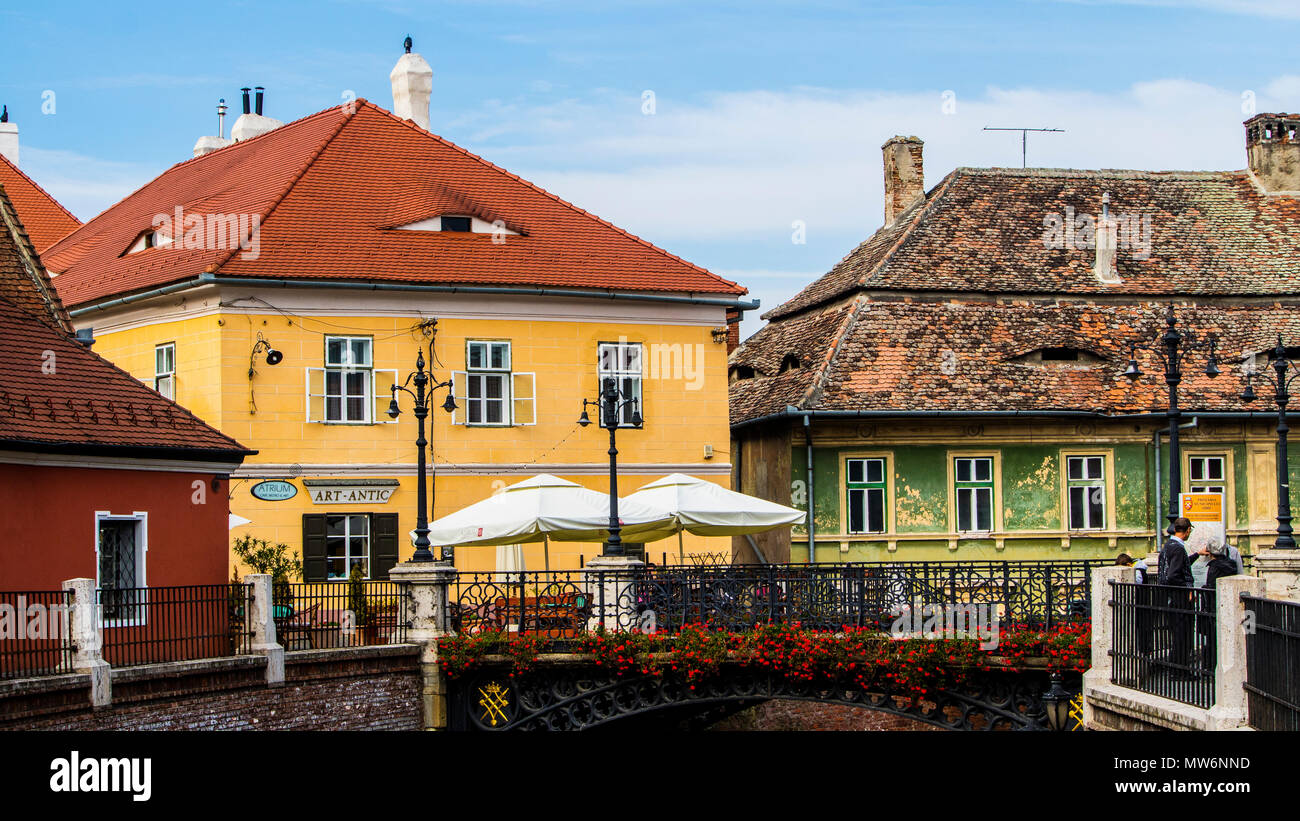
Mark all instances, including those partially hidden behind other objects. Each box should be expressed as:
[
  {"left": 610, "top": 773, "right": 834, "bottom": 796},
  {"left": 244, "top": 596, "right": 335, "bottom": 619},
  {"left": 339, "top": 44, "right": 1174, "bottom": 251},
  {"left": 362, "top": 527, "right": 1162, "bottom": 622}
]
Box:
[{"left": 800, "top": 410, "right": 815, "bottom": 565}]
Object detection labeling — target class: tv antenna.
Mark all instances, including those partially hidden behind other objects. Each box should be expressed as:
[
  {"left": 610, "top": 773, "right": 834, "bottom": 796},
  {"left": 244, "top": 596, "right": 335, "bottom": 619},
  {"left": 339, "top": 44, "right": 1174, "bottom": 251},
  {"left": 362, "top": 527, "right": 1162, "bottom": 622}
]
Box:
[{"left": 983, "top": 127, "right": 1064, "bottom": 168}]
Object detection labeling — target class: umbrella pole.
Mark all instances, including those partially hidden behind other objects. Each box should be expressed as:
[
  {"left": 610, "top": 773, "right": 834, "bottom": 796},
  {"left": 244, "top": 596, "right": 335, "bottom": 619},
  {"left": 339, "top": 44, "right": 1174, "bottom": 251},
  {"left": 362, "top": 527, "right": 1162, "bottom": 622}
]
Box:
[
  {"left": 544, "top": 535, "right": 551, "bottom": 573},
  {"left": 678, "top": 530, "right": 685, "bottom": 565}
]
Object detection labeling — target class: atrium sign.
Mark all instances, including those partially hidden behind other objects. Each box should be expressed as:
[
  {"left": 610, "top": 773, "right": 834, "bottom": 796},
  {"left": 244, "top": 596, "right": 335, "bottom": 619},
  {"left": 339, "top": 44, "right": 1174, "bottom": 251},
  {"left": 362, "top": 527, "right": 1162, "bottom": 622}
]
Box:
[{"left": 250, "top": 480, "right": 298, "bottom": 502}]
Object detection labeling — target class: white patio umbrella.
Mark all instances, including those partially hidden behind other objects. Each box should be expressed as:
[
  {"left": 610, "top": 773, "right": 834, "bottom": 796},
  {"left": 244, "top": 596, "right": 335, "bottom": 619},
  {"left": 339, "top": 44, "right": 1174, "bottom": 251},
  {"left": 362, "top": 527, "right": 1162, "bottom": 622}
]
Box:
[
  {"left": 622, "top": 473, "right": 805, "bottom": 562},
  {"left": 415, "top": 474, "right": 676, "bottom": 570}
]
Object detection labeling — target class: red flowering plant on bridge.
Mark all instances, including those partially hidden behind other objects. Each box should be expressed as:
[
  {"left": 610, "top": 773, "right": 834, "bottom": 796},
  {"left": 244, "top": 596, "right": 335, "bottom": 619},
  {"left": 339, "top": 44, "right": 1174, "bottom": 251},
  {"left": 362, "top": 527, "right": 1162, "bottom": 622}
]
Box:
[{"left": 435, "top": 620, "right": 1092, "bottom": 700}]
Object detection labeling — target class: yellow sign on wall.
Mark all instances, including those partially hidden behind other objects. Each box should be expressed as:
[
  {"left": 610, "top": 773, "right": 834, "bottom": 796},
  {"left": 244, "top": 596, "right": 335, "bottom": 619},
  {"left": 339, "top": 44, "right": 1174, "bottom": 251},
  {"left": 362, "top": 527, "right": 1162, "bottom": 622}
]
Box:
[{"left": 1180, "top": 492, "right": 1225, "bottom": 526}]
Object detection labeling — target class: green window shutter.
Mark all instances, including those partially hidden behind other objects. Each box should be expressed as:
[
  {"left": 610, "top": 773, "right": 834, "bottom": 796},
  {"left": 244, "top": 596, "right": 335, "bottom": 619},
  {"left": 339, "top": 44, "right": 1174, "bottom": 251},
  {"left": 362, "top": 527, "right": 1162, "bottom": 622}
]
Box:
[
  {"left": 372, "top": 513, "right": 400, "bottom": 580},
  {"left": 302, "top": 514, "right": 328, "bottom": 582}
]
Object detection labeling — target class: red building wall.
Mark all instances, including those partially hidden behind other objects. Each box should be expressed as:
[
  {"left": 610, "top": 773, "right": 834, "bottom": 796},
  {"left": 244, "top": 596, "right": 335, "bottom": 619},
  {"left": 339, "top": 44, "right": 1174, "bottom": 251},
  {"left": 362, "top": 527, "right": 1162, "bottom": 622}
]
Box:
[{"left": 0, "top": 462, "right": 230, "bottom": 591}]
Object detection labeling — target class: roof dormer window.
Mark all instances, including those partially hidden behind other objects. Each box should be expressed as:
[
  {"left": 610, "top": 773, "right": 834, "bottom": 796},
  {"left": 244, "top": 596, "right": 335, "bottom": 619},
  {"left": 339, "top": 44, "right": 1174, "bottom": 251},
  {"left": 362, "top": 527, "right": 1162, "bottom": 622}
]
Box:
[
  {"left": 779, "top": 354, "right": 802, "bottom": 373},
  {"left": 124, "top": 228, "right": 173, "bottom": 255},
  {"left": 1008, "top": 347, "right": 1104, "bottom": 366},
  {"left": 392, "top": 213, "right": 520, "bottom": 236}
]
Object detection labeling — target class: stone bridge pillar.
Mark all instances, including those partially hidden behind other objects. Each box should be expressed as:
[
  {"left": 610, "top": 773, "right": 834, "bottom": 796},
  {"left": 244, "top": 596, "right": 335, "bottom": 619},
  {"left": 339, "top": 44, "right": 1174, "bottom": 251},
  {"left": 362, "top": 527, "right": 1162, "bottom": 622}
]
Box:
[
  {"left": 244, "top": 574, "right": 284, "bottom": 686},
  {"left": 1207, "top": 574, "right": 1265, "bottom": 730},
  {"left": 389, "top": 560, "right": 458, "bottom": 730},
  {"left": 583, "top": 555, "right": 644, "bottom": 631},
  {"left": 1252, "top": 549, "right": 1300, "bottom": 602},
  {"left": 62, "top": 577, "right": 110, "bottom": 708},
  {"left": 1082, "top": 566, "right": 1130, "bottom": 728}
]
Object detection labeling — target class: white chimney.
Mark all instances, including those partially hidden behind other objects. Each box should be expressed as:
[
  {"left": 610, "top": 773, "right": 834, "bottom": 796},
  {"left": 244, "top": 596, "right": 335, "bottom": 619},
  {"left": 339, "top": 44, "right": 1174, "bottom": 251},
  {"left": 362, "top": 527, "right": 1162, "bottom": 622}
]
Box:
[
  {"left": 0, "top": 105, "right": 18, "bottom": 166},
  {"left": 1094, "top": 192, "right": 1122, "bottom": 284},
  {"left": 390, "top": 36, "right": 433, "bottom": 131},
  {"left": 230, "top": 86, "right": 283, "bottom": 143}
]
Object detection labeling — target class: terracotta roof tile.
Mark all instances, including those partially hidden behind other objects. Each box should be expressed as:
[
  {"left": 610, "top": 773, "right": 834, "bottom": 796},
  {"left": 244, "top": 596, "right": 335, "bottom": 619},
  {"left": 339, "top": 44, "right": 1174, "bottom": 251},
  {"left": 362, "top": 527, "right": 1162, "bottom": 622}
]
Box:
[
  {"left": 0, "top": 154, "right": 81, "bottom": 254},
  {"left": 45, "top": 100, "right": 745, "bottom": 307}
]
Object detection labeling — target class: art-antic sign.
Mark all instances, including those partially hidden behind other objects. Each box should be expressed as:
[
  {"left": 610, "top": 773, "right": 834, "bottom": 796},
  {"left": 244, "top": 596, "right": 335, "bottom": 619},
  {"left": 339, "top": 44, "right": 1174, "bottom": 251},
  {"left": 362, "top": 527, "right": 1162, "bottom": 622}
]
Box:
[
  {"left": 250, "top": 480, "right": 298, "bottom": 502},
  {"left": 306, "top": 483, "right": 397, "bottom": 505}
]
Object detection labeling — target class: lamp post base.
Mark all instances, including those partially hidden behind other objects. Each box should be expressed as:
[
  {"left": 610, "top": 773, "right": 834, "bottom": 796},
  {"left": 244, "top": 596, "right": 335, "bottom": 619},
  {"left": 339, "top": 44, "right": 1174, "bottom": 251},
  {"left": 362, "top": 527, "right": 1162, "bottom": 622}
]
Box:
[{"left": 1253, "top": 547, "right": 1300, "bottom": 601}]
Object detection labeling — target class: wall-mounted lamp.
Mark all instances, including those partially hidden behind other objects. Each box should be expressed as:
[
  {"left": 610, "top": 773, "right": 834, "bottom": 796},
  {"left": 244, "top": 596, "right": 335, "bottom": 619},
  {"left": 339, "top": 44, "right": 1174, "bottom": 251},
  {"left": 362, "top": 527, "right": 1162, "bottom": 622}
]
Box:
[{"left": 247, "top": 332, "right": 283, "bottom": 414}]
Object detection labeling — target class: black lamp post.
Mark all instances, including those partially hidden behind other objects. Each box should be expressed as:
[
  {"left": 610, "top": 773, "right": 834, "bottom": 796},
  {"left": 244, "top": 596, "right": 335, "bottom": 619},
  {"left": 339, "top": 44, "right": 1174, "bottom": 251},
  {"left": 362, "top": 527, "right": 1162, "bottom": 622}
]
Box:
[
  {"left": 578, "top": 382, "right": 642, "bottom": 557},
  {"left": 1123, "top": 305, "right": 1220, "bottom": 536},
  {"left": 388, "top": 323, "right": 457, "bottom": 563},
  {"left": 1239, "top": 335, "right": 1299, "bottom": 551}
]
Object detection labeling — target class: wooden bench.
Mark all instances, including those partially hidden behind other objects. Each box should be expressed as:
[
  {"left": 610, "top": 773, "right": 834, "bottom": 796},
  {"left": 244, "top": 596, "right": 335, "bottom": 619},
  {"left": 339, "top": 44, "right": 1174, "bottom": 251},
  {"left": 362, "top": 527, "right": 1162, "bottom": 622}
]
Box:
[{"left": 486, "top": 593, "right": 591, "bottom": 637}]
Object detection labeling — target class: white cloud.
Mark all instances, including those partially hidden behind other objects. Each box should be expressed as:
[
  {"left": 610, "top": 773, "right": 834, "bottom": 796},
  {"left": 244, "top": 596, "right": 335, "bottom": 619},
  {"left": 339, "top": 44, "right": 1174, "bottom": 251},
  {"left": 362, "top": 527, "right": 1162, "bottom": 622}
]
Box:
[
  {"left": 19, "top": 147, "right": 157, "bottom": 222},
  {"left": 473, "top": 78, "right": 1285, "bottom": 245},
  {"left": 1048, "top": 0, "right": 1300, "bottom": 19}
]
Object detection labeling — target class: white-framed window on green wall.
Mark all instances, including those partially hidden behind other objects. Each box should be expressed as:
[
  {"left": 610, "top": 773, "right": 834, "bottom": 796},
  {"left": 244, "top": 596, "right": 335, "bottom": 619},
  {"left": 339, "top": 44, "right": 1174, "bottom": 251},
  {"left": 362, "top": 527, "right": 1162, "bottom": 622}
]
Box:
[
  {"left": 954, "top": 457, "right": 993, "bottom": 532},
  {"left": 1066, "top": 455, "right": 1106, "bottom": 530},
  {"left": 1189, "top": 455, "right": 1227, "bottom": 495},
  {"left": 845, "top": 457, "right": 886, "bottom": 534}
]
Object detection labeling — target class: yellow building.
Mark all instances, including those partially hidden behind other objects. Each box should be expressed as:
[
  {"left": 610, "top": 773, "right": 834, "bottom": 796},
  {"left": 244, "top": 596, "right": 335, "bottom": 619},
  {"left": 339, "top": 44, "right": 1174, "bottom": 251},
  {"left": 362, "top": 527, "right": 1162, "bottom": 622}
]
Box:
[{"left": 43, "top": 52, "right": 754, "bottom": 578}]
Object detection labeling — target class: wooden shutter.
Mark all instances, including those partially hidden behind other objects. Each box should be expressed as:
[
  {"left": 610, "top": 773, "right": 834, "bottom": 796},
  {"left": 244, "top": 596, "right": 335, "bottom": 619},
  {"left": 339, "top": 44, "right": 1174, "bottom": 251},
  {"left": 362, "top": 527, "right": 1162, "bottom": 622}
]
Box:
[
  {"left": 450, "top": 371, "right": 468, "bottom": 425},
  {"left": 372, "top": 513, "right": 400, "bottom": 580},
  {"left": 302, "top": 514, "right": 328, "bottom": 582},
  {"left": 512, "top": 372, "right": 536, "bottom": 425}
]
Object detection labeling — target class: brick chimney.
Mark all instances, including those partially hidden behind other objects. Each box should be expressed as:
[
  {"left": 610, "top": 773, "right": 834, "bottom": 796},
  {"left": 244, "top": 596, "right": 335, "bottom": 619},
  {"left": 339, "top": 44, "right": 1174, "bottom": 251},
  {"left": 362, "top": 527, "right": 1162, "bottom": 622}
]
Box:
[
  {"left": 0, "top": 105, "right": 18, "bottom": 166},
  {"left": 882, "top": 136, "right": 924, "bottom": 225},
  {"left": 1245, "top": 113, "right": 1300, "bottom": 193}
]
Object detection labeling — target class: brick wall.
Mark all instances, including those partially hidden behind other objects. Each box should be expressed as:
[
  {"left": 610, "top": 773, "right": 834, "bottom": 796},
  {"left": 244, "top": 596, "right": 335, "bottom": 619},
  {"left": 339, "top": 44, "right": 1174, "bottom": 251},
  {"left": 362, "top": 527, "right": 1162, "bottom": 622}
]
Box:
[
  {"left": 0, "top": 646, "right": 422, "bottom": 731},
  {"left": 709, "top": 699, "right": 945, "bottom": 731}
]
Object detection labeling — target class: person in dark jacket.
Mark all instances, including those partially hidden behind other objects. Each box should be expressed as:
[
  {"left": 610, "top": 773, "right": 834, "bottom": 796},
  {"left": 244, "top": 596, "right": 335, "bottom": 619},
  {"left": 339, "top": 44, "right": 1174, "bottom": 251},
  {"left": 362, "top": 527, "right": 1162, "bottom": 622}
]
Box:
[
  {"left": 1196, "top": 538, "right": 1238, "bottom": 671},
  {"left": 1157, "top": 518, "right": 1196, "bottom": 680}
]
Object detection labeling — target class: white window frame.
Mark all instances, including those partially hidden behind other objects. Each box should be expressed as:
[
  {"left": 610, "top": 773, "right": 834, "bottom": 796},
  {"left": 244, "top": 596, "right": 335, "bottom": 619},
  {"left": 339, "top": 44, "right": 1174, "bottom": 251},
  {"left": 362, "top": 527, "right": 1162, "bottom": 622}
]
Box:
[
  {"left": 597, "top": 342, "right": 643, "bottom": 428},
  {"left": 846, "top": 457, "right": 887, "bottom": 535},
  {"left": 1066, "top": 455, "right": 1107, "bottom": 531},
  {"left": 1189, "top": 455, "right": 1227, "bottom": 495},
  {"left": 94, "top": 511, "right": 148, "bottom": 627},
  {"left": 451, "top": 341, "right": 536, "bottom": 426},
  {"left": 954, "top": 457, "right": 994, "bottom": 534},
  {"left": 304, "top": 337, "right": 395, "bottom": 425},
  {"left": 154, "top": 343, "right": 175, "bottom": 401},
  {"left": 325, "top": 513, "right": 371, "bottom": 580}
]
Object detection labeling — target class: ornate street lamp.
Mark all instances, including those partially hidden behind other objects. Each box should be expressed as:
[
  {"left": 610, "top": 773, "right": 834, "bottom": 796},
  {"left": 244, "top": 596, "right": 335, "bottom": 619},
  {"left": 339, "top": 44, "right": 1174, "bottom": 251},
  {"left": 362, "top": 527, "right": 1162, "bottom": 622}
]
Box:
[
  {"left": 1041, "top": 671, "right": 1073, "bottom": 731},
  {"left": 578, "top": 381, "right": 643, "bottom": 557},
  {"left": 388, "top": 321, "right": 457, "bottom": 563},
  {"left": 1123, "top": 305, "right": 1220, "bottom": 536},
  {"left": 1239, "top": 335, "right": 1299, "bottom": 551}
]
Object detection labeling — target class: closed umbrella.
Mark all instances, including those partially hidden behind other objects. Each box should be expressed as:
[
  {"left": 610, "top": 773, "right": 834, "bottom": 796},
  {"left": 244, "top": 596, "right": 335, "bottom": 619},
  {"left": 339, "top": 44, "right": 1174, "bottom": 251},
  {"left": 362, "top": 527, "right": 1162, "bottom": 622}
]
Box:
[
  {"left": 623, "top": 473, "right": 804, "bottom": 562},
  {"left": 416, "top": 474, "right": 675, "bottom": 570}
]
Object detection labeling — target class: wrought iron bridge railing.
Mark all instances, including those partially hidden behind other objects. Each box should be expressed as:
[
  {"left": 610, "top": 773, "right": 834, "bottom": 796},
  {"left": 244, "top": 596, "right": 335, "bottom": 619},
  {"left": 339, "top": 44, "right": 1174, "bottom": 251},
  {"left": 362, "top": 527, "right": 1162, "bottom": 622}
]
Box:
[
  {"left": 97, "top": 583, "right": 253, "bottom": 668},
  {"left": 451, "top": 560, "right": 1101, "bottom": 639},
  {"left": 1109, "top": 580, "right": 1217, "bottom": 709},
  {"left": 273, "top": 581, "right": 408, "bottom": 651},
  {"left": 1242, "top": 593, "right": 1300, "bottom": 731},
  {"left": 0, "top": 590, "right": 74, "bottom": 680}
]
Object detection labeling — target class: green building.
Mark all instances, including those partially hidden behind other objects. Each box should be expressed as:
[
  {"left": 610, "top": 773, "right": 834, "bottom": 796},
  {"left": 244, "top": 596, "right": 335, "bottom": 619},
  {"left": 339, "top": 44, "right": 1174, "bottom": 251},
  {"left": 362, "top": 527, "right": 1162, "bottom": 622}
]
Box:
[{"left": 728, "top": 119, "right": 1300, "bottom": 565}]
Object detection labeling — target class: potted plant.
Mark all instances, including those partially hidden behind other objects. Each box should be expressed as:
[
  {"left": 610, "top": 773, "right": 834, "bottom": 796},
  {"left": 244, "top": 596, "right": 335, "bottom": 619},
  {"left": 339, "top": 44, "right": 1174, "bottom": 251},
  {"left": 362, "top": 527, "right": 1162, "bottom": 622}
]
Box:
[{"left": 347, "top": 563, "right": 377, "bottom": 644}]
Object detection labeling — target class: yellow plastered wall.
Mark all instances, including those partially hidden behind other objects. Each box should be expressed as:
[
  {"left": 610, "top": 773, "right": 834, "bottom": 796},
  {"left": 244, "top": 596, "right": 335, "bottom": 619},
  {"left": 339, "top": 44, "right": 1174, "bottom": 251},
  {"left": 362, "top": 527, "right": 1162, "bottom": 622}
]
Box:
[{"left": 88, "top": 308, "right": 736, "bottom": 573}]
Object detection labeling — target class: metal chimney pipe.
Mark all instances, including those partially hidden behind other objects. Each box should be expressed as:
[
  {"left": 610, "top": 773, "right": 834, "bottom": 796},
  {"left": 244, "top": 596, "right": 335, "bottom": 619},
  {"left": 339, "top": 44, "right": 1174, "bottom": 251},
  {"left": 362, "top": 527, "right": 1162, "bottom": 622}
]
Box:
[
  {"left": 254, "top": 87, "right": 264, "bottom": 116},
  {"left": 241, "top": 88, "right": 251, "bottom": 115},
  {"left": 217, "top": 98, "right": 228, "bottom": 139}
]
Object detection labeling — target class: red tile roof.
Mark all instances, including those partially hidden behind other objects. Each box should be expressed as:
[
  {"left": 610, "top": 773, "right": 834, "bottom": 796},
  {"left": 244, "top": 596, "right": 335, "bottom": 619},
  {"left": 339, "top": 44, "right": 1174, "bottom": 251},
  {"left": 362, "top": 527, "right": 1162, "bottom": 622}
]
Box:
[
  {"left": 0, "top": 187, "right": 251, "bottom": 459},
  {"left": 45, "top": 100, "right": 746, "bottom": 307},
  {"left": 767, "top": 167, "right": 1300, "bottom": 319},
  {"left": 0, "top": 153, "right": 81, "bottom": 255}
]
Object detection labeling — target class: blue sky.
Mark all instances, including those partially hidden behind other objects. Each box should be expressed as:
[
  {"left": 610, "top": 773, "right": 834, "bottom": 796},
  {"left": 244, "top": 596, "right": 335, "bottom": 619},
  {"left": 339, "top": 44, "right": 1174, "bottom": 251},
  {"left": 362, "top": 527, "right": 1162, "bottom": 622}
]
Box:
[{"left": 3, "top": 0, "right": 1300, "bottom": 336}]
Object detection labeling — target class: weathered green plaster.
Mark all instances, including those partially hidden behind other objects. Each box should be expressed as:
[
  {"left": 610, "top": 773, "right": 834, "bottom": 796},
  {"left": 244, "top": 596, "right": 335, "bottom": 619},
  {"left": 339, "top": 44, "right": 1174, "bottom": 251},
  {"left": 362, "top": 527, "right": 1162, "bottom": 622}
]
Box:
[
  {"left": 892, "top": 445, "right": 949, "bottom": 533},
  {"left": 1001, "top": 447, "right": 1059, "bottom": 531}
]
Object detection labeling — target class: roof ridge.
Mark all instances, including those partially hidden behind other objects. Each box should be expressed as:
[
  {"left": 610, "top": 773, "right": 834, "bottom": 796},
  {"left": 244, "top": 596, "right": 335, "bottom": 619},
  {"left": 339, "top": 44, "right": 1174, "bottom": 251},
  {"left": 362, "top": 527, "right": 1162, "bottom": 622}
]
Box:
[
  {"left": 0, "top": 152, "right": 83, "bottom": 231},
  {"left": 208, "top": 102, "right": 358, "bottom": 274},
  {"left": 0, "top": 183, "right": 74, "bottom": 333},
  {"left": 45, "top": 103, "right": 350, "bottom": 261},
  {"left": 357, "top": 101, "right": 745, "bottom": 295},
  {"left": 954, "top": 166, "right": 1244, "bottom": 180}
]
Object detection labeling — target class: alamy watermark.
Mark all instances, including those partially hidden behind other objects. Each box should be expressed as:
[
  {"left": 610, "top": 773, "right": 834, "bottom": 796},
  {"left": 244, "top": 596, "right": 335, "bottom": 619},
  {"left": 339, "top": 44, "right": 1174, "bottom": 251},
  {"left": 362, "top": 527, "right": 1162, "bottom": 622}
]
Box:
[
  {"left": 1042, "top": 206, "right": 1152, "bottom": 260},
  {"left": 150, "top": 207, "right": 261, "bottom": 260},
  {"left": 889, "top": 602, "right": 1000, "bottom": 650},
  {"left": 0, "top": 597, "right": 68, "bottom": 640}
]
